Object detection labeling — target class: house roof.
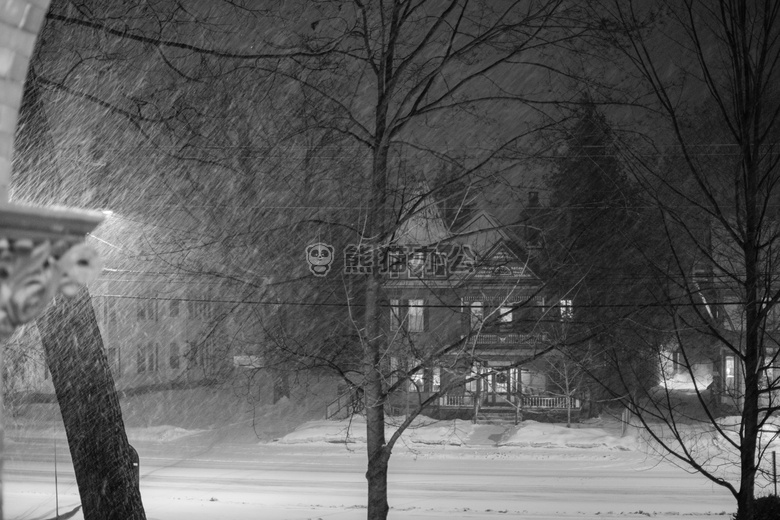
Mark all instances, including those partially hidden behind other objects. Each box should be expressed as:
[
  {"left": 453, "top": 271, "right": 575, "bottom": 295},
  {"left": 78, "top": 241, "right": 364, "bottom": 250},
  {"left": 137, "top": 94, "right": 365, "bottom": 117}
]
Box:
[
  {"left": 383, "top": 202, "right": 545, "bottom": 290},
  {"left": 452, "top": 210, "right": 512, "bottom": 257},
  {"left": 393, "top": 185, "right": 451, "bottom": 247}
]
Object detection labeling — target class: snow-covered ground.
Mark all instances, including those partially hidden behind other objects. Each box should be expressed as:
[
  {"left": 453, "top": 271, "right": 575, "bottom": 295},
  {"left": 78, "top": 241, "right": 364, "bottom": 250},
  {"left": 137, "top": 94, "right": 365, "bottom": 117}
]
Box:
[{"left": 6, "top": 415, "right": 739, "bottom": 520}]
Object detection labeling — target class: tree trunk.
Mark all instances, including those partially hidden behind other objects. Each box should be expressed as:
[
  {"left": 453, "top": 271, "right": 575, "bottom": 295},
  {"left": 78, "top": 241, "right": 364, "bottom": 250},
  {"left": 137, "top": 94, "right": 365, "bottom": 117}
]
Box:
[
  {"left": 735, "top": 245, "right": 759, "bottom": 520},
  {"left": 363, "top": 272, "right": 391, "bottom": 520},
  {"left": 37, "top": 289, "right": 146, "bottom": 520},
  {"left": 362, "top": 99, "right": 392, "bottom": 515}
]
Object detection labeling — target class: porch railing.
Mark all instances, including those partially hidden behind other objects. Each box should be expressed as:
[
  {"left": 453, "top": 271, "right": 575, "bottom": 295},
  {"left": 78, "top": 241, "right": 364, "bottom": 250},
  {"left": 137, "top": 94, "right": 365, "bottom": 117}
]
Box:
[
  {"left": 437, "top": 394, "right": 580, "bottom": 410},
  {"left": 440, "top": 394, "right": 475, "bottom": 407},
  {"left": 473, "top": 333, "right": 548, "bottom": 345},
  {"left": 521, "top": 396, "right": 580, "bottom": 409},
  {"left": 325, "top": 387, "right": 363, "bottom": 420}
]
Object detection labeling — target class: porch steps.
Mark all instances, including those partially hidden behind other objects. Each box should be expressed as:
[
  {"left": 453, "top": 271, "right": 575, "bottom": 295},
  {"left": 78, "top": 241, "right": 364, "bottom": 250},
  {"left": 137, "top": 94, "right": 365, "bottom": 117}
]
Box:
[{"left": 477, "top": 411, "right": 520, "bottom": 424}]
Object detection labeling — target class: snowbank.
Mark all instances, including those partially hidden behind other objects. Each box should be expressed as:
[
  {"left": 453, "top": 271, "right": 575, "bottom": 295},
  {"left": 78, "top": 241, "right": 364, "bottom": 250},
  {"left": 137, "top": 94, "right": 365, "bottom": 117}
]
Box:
[
  {"left": 277, "top": 415, "right": 465, "bottom": 445},
  {"left": 278, "top": 416, "right": 639, "bottom": 451},
  {"left": 500, "top": 420, "right": 638, "bottom": 450},
  {"left": 126, "top": 425, "right": 206, "bottom": 442}
]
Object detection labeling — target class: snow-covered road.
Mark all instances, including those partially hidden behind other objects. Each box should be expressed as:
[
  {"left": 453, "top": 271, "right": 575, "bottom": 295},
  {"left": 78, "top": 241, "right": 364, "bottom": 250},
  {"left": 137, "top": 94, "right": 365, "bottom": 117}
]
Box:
[{"left": 6, "top": 433, "right": 736, "bottom": 520}]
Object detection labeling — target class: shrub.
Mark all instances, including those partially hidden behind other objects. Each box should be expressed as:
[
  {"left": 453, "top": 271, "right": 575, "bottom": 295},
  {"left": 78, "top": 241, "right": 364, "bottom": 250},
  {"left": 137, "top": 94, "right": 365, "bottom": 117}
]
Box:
[{"left": 748, "top": 495, "right": 780, "bottom": 520}]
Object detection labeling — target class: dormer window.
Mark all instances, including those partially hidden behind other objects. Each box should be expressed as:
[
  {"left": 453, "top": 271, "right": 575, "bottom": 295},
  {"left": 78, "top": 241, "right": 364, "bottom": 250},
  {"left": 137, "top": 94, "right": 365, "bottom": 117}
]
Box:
[
  {"left": 408, "top": 251, "right": 426, "bottom": 276},
  {"left": 387, "top": 248, "right": 406, "bottom": 275}
]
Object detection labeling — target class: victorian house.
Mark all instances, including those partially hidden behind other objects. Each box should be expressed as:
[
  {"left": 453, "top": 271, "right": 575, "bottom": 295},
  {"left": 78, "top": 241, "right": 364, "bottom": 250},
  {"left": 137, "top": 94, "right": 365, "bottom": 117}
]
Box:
[{"left": 361, "top": 192, "right": 581, "bottom": 422}]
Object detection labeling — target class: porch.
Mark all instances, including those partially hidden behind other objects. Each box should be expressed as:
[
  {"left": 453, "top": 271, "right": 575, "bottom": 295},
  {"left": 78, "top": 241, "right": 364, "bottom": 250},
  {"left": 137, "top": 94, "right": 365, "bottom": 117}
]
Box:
[
  {"left": 435, "top": 393, "right": 581, "bottom": 423},
  {"left": 325, "top": 389, "right": 581, "bottom": 422}
]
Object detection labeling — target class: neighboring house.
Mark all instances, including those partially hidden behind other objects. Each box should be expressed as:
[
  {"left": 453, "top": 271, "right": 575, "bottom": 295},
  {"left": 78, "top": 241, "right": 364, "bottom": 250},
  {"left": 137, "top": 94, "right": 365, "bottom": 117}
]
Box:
[
  {"left": 89, "top": 269, "right": 234, "bottom": 390},
  {"left": 666, "top": 218, "right": 780, "bottom": 412},
  {"left": 6, "top": 216, "right": 237, "bottom": 397},
  {"left": 331, "top": 190, "right": 581, "bottom": 422}
]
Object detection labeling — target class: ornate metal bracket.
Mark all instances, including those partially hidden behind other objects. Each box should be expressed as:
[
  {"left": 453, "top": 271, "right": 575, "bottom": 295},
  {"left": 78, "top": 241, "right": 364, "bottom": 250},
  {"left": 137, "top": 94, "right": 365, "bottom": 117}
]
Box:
[{"left": 0, "top": 203, "right": 103, "bottom": 341}]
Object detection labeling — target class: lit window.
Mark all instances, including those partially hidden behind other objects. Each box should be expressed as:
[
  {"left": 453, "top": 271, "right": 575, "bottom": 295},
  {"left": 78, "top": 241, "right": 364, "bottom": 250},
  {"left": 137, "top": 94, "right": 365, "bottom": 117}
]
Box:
[
  {"left": 560, "top": 299, "right": 573, "bottom": 320},
  {"left": 408, "top": 299, "right": 425, "bottom": 332},
  {"left": 466, "top": 362, "right": 484, "bottom": 393},
  {"left": 432, "top": 366, "right": 441, "bottom": 392},
  {"left": 725, "top": 355, "right": 736, "bottom": 391},
  {"left": 409, "top": 358, "right": 424, "bottom": 391},
  {"left": 498, "top": 306, "right": 513, "bottom": 323}
]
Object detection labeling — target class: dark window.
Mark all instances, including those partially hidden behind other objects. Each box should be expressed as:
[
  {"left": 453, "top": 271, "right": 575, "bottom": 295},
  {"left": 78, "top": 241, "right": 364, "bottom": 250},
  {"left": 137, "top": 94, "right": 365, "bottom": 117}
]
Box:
[
  {"left": 169, "top": 342, "right": 180, "bottom": 369},
  {"left": 137, "top": 346, "right": 146, "bottom": 373},
  {"left": 390, "top": 299, "right": 404, "bottom": 330},
  {"left": 169, "top": 299, "right": 179, "bottom": 318},
  {"left": 138, "top": 300, "right": 158, "bottom": 321},
  {"left": 147, "top": 343, "right": 158, "bottom": 372}
]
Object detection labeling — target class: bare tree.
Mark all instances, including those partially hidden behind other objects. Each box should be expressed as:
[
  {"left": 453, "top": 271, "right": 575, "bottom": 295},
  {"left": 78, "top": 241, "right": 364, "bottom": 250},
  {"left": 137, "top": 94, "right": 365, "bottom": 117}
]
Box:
[
  {"left": 584, "top": 2, "right": 780, "bottom": 518},
  {"left": 265, "top": 3, "right": 584, "bottom": 517}
]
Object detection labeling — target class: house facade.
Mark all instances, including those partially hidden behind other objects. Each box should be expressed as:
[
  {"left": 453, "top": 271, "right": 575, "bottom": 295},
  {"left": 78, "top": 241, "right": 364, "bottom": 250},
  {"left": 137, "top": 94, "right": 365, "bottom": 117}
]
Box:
[{"left": 377, "top": 205, "right": 580, "bottom": 422}]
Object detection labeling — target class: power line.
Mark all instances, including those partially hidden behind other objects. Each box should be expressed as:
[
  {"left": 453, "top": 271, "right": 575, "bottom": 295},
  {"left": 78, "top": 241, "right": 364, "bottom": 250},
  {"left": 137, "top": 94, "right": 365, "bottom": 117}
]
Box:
[{"left": 90, "top": 293, "right": 767, "bottom": 311}]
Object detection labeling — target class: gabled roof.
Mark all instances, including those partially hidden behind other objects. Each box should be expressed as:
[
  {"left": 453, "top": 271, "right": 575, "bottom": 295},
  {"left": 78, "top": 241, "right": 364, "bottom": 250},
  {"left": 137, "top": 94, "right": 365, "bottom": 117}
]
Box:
[
  {"left": 451, "top": 210, "right": 543, "bottom": 284},
  {"left": 470, "top": 240, "right": 539, "bottom": 281},
  {"left": 451, "top": 210, "right": 512, "bottom": 256}
]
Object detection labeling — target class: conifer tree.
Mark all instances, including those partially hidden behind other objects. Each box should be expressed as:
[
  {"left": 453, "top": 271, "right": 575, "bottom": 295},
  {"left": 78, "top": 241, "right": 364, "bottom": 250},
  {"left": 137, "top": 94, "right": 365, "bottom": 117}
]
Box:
[{"left": 548, "top": 101, "right": 662, "bottom": 412}]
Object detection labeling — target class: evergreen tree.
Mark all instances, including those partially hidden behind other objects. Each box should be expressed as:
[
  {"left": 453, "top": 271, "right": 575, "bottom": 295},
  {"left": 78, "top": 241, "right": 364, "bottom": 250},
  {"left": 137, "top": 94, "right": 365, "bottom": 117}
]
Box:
[{"left": 548, "top": 101, "right": 663, "bottom": 412}]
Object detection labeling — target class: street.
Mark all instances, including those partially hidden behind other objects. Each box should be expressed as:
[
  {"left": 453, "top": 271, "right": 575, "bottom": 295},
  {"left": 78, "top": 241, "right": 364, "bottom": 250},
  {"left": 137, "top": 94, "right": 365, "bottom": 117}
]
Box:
[{"left": 6, "top": 435, "right": 736, "bottom": 520}]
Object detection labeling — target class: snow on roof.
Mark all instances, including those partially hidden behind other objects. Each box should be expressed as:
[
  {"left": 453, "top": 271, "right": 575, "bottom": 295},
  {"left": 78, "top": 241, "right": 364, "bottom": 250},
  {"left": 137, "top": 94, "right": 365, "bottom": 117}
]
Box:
[{"left": 393, "top": 184, "right": 451, "bottom": 246}]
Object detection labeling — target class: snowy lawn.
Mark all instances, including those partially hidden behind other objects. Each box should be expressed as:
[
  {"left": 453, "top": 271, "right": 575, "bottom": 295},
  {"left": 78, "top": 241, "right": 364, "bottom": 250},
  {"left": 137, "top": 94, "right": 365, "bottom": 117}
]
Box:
[{"left": 7, "top": 417, "right": 738, "bottom": 520}]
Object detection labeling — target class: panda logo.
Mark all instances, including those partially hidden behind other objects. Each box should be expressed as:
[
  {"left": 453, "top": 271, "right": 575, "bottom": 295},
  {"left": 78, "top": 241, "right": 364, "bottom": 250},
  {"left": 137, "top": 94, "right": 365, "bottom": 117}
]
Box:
[{"left": 305, "top": 242, "right": 335, "bottom": 277}]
